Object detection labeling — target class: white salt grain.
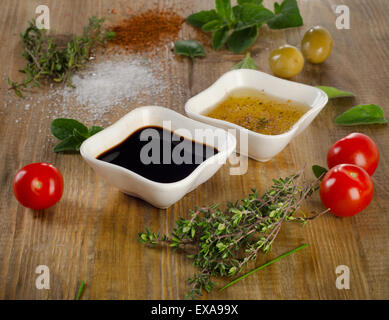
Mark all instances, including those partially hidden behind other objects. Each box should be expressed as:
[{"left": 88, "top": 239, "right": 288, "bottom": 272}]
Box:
[{"left": 60, "top": 57, "right": 165, "bottom": 119}]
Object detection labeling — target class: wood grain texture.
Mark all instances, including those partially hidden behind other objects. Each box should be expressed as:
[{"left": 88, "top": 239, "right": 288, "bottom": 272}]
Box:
[{"left": 0, "top": 0, "right": 388, "bottom": 300}]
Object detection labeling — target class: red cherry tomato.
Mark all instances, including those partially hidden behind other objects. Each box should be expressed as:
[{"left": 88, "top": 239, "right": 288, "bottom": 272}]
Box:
[
  {"left": 13, "top": 162, "right": 64, "bottom": 210},
  {"left": 320, "top": 164, "right": 373, "bottom": 217},
  {"left": 327, "top": 133, "right": 379, "bottom": 176}
]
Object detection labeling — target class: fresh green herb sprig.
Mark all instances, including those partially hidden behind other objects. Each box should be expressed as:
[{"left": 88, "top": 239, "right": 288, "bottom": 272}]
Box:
[
  {"left": 51, "top": 118, "right": 103, "bottom": 152},
  {"left": 139, "top": 171, "right": 324, "bottom": 299},
  {"left": 8, "top": 16, "right": 115, "bottom": 97},
  {"left": 187, "top": 0, "right": 303, "bottom": 53}
]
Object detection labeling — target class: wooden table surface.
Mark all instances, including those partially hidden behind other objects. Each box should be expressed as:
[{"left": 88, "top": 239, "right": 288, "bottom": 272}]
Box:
[{"left": 0, "top": 0, "right": 388, "bottom": 300}]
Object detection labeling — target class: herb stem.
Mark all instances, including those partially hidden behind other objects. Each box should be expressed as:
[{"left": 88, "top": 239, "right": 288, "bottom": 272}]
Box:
[
  {"left": 75, "top": 281, "right": 85, "bottom": 300},
  {"left": 219, "top": 243, "right": 308, "bottom": 291}
]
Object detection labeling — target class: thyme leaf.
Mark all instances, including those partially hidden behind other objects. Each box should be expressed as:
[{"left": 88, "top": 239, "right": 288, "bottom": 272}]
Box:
[
  {"left": 139, "top": 170, "right": 324, "bottom": 299},
  {"left": 9, "top": 16, "right": 115, "bottom": 97}
]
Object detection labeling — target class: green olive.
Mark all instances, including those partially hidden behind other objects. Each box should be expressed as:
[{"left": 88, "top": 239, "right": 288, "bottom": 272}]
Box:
[
  {"left": 269, "top": 45, "right": 304, "bottom": 79},
  {"left": 301, "top": 26, "right": 333, "bottom": 64}
]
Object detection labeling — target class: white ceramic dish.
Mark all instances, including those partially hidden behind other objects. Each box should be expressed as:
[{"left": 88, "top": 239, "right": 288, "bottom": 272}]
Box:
[
  {"left": 185, "top": 69, "right": 328, "bottom": 162},
  {"left": 80, "top": 106, "right": 236, "bottom": 209}
]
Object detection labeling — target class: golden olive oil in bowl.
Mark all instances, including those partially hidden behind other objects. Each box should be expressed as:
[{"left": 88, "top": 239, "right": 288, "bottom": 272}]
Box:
[{"left": 204, "top": 88, "right": 311, "bottom": 135}]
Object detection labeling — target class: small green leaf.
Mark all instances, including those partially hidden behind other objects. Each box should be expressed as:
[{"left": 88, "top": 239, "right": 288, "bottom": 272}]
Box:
[
  {"left": 15, "top": 89, "right": 24, "bottom": 98},
  {"left": 232, "top": 5, "right": 242, "bottom": 21},
  {"left": 228, "top": 266, "right": 237, "bottom": 275},
  {"left": 88, "top": 126, "right": 104, "bottom": 136},
  {"left": 51, "top": 118, "right": 88, "bottom": 140},
  {"left": 174, "top": 40, "right": 206, "bottom": 60},
  {"left": 218, "top": 223, "right": 226, "bottom": 231},
  {"left": 202, "top": 20, "right": 225, "bottom": 32},
  {"left": 186, "top": 10, "right": 219, "bottom": 28},
  {"left": 215, "top": 0, "right": 233, "bottom": 22},
  {"left": 316, "top": 86, "right": 354, "bottom": 99},
  {"left": 232, "top": 52, "right": 258, "bottom": 70},
  {"left": 238, "top": 0, "right": 263, "bottom": 5},
  {"left": 212, "top": 27, "right": 229, "bottom": 50},
  {"left": 274, "top": 2, "right": 282, "bottom": 14},
  {"left": 53, "top": 136, "right": 81, "bottom": 153},
  {"left": 140, "top": 234, "right": 148, "bottom": 241},
  {"left": 335, "top": 104, "right": 387, "bottom": 126},
  {"left": 312, "top": 165, "right": 328, "bottom": 179},
  {"left": 73, "top": 128, "right": 89, "bottom": 141},
  {"left": 267, "top": 0, "right": 303, "bottom": 29},
  {"left": 235, "top": 4, "right": 274, "bottom": 30},
  {"left": 227, "top": 26, "right": 258, "bottom": 53}
]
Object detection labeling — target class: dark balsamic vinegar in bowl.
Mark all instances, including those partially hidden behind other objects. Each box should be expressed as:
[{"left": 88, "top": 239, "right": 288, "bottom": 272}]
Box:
[{"left": 97, "top": 126, "right": 218, "bottom": 183}]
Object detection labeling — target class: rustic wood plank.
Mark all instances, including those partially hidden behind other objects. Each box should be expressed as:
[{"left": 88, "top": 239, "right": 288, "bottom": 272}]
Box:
[{"left": 0, "top": 0, "right": 388, "bottom": 300}]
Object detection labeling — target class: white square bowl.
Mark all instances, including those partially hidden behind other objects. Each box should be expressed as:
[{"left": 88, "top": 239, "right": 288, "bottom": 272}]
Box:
[
  {"left": 185, "top": 69, "right": 328, "bottom": 162},
  {"left": 80, "top": 106, "right": 236, "bottom": 209}
]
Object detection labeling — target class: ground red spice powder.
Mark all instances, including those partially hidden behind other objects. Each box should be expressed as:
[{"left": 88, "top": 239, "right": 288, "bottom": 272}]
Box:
[{"left": 107, "top": 9, "right": 185, "bottom": 53}]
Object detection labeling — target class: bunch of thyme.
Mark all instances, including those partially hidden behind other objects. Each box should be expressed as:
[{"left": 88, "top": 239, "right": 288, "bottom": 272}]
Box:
[
  {"left": 139, "top": 171, "right": 325, "bottom": 299},
  {"left": 8, "top": 16, "right": 115, "bottom": 97}
]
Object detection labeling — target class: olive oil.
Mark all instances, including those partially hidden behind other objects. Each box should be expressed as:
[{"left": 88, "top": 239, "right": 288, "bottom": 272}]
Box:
[
  {"left": 97, "top": 126, "right": 218, "bottom": 183},
  {"left": 205, "top": 88, "right": 310, "bottom": 135}
]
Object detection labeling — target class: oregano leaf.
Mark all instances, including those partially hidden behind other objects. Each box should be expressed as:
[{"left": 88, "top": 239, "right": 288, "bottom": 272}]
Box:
[
  {"left": 227, "top": 26, "right": 258, "bottom": 53},
  {"left": 232, "top": 52, "right": 258, "bottom": 70},
  {"left": 212, "top": 27, "right": 230, "bottom": 50}
]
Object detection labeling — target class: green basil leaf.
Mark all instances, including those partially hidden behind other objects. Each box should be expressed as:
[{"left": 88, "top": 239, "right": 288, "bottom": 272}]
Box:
[
  {"left": 274, "top": 2, "right": 282, "bottom": 14},
  {"left": 186, "top": 10, "right": 219, "bottom": 28},
  {"left": 235, "top": 4, "right": 274, "bottom": 30},
  {"left": 232, "top": 52, "right": 258, "bottom": 70},
  {"left": 316, "top": 86, "right": 354, "bottom": 99},
  {"left": 73, "top": 128, "right": 89, "bottom": 141},
  {"left": 88, "top": 126, "right": 104, "bottom": 136},
  {"left": 238, "top": 0, "right": 263, "bottom": 5},
  {"left": 51, "top": 118, "right": 88, "bottom": 140},
  {"left": 202, "top": 20, "right": 225, "bottom": 32},
  {"left": 53, "top": 136, "right": 81, "bottom": 153},
  {"left": 232, "top": 5, "right": 243, "bottom": 21},
  {"left": 174, "top": 40, "right": 206, "bottom": 60},
  {"left": 335, "top": 104, "right": 387, "bottom": 126},
  {"left": 227, "top": 26, "right": 258, "bottom": 53},
  {"left": 312, "top": 165, "right": 328, "bottom": 180},
  {"left": 267, "top": 0, "right": 303, "bottom": 29},
  {"left": 216, "top": 0, "right": 233, "bottom": 22},
  {"left": 212, "top": 27, "right": 229, "bottom": 50}
]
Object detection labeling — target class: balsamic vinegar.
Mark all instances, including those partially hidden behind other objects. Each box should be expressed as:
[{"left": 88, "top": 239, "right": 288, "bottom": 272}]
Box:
[{"left": 97, "top": 126, "right": 218, "bottom": 183}]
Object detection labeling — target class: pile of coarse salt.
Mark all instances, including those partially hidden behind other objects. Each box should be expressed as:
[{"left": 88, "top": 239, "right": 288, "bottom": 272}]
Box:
[{"left": 60, "top": 57, "right": 167, "bottom": 120}]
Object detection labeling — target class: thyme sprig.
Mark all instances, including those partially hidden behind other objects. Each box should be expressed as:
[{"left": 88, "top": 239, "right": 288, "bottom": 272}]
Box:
[
  {"left": 8, "top": 16, "right": 115, "bottom": 97},
  {"left": 139, "top": 171, "right": 325, "bottom": 299}
]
